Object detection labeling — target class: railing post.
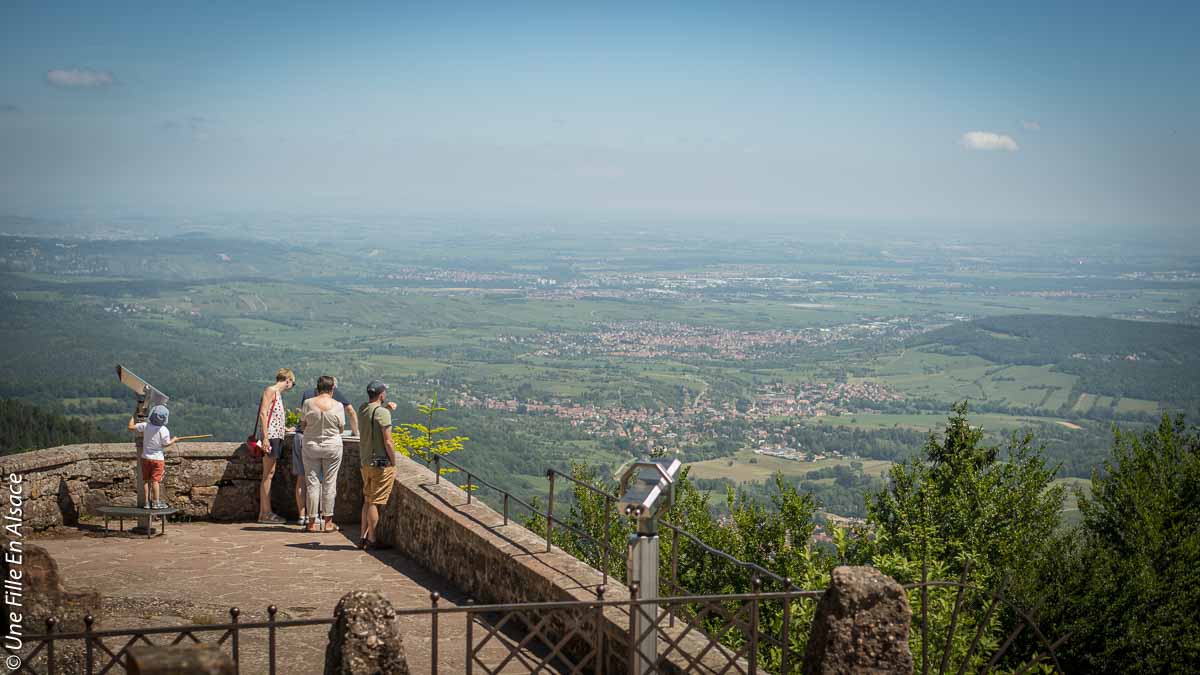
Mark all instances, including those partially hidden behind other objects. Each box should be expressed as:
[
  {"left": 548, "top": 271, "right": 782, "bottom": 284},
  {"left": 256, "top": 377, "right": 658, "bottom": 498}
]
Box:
[
  {"left": 267, "top": 605, "right": 277, "bottom": 675},
  {"left": 669, "top": 527, "right": 679, "bottom": 627},
  {"left": 780, "top": 579, "right": 792, "bottom": 675},
  {"left": 466, "top": 472, "right": 472, "bottom": 503},
  {"left": 430, "top": 591, "right": 440, "bottom": 675},
  {"left": 595, "top": 585, "right": 607, "bottom": 675},
  {"left": 464, "top": 599, "right": 475, "bottom": 675},
  {"left": 230, "top": 607, "right": 240, "bottom": 675},
  {"left": 434, "top": 455, "right": 441, "bottom": 484},
  {"left": 749, "top": 577, "right": 760, "bottom": 674},
  {"left": 503, "top": 493, "right": 509, "bottom": 526},
  {"left": 84, "top": 614, "right": 95, "bottom": 675},
  {"left": 45, "top": 617, "right": 57, "bottom": 675},
  {"left": 920, "top": 553, "right": 929, "bottom": 675},
  {"left": 546, "top": 469, "right": 556, "bottom": 552},
  {"left": 603, "top": 495, "right": 612, "bottom": 587},
  {"left": 627, "top": 582, "right": 640, "bottom": 675}
]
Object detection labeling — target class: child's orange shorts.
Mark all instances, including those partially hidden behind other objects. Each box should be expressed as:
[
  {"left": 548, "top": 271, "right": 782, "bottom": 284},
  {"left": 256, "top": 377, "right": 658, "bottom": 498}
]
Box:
[{"left": 141, "top": 459, "right": 165, "bottom": 482}]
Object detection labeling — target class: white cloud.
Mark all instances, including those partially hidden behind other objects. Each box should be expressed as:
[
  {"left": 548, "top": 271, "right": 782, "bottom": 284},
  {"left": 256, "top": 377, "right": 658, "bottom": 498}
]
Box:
[
  {"left": 45, "top": 68, "right": 115, "bottom": 88},
  {"left": 1022, "top": 120, "right": 1041, "bottom": 131},
  {"left": 961, "top": 131, "right": 1019, "bottom": 152}
]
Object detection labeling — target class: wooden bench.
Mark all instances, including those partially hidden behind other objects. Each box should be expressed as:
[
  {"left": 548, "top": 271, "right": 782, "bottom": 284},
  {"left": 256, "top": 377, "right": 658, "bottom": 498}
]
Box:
[{"left": 97, "top": 505, "right": 180, "bottom": 539}]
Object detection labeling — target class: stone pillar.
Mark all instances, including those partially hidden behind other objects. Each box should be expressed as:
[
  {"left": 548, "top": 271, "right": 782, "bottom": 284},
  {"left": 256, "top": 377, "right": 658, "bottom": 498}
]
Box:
[
  {"left": 804, "top": 566, "right": 913, "bottom": 675},
  {"left": 127, "top": 645, "right": 234, "bottom": 674},
  {"left": 325, "top": 591, "right": 410, "bottom": 675}
]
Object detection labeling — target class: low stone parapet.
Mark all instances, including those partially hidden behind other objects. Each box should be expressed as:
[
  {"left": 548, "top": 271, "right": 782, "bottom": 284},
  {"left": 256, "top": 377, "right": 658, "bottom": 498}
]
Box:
[
  {"left": 0, "top": 437, "right": 362, "bottom": 531},
  {"left": 1, "top": 442, "right": 260, "bottom": 529}
]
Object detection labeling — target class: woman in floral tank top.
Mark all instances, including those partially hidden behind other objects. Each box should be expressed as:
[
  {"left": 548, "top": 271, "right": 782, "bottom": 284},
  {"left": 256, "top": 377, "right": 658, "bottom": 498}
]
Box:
[{"left": 257, "top": 367, "right": 296, "bottom": 524}]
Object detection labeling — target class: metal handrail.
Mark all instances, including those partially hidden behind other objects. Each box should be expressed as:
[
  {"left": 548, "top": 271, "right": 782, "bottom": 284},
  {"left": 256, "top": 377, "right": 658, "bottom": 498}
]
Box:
[
  {"left": 548, "top": 467, "right": 798, "bottom": 592},
  {"left": 414, "top": 449, "right": 799, "bottom": 597},
  {"left": 658, "top": 520, "right": 797, "bottom": 591}
]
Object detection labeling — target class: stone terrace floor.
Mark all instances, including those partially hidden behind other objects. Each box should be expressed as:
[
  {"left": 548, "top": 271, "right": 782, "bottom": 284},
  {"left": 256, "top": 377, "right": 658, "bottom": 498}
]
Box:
[{"left": 37, "top": 521, "right": 545, "bottom": 674}]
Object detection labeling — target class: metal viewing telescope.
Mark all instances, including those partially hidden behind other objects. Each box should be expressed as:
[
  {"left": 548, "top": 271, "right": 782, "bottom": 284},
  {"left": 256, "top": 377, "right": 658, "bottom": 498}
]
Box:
[
  {"left": 116, "top": 365, "right": 170, "bottom": 533},
  {"left": 618, "top": 456, "right": 682, "bottom": 675}
]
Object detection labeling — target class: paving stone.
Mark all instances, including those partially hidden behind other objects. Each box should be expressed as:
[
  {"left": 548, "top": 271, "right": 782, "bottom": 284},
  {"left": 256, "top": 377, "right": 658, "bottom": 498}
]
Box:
[{"left": 34, "top": 522, "right": 540, "bottom": 674}]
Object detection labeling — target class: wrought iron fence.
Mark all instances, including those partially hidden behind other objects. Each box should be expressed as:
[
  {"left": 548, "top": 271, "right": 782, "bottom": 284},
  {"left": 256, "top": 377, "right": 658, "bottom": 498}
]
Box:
[{"left": 11, "top": 579, "right": 1063, "bottom": 675}]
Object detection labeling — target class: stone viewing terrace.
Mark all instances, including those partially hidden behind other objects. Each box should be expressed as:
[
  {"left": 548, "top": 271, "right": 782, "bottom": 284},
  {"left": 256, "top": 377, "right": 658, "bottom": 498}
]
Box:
[
  {"left": 6, "top": 438, "right": 659, "bottom": 673},
  {"left": 34, "top": 522, "right": 508, "bottom": 674},
  {"left": 1, "top": 437, "right": 994, "bottom": 674}
]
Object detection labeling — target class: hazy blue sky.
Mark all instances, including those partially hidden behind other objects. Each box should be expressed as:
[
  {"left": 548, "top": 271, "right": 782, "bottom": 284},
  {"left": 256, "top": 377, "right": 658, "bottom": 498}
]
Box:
[{"left": 1, "top": 1, "right": 1197, "bottom": 232}]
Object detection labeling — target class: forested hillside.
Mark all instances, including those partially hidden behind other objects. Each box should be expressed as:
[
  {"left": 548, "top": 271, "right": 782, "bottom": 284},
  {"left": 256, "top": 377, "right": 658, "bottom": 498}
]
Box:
[
  {"left": 0, "top": 398, "right": 120, "bottom": 454},
  {"left": 911, "top": 314, "right": 1200, "bottom": 407}
]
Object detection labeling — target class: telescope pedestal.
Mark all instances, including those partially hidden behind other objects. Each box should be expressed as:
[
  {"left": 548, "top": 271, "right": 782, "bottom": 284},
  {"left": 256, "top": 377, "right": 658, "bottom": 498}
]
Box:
[
  {"left": 627, "top": 533, "right": 659, "bottom": 675},
  {"left": 131, "top": 399, "right": 152, "bottom": 533}
]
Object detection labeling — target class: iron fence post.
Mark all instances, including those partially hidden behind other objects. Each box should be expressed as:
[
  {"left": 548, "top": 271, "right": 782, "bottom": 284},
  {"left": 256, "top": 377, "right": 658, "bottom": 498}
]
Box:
[
  {"left": 465, "top": 599, "right": 475, "bottom": 675},
  {"left": 781, "top": 581, "right": 792, "bottom": 675},
  {"left": 920, "top": 554, "right": 929, "bottom": 675},
  {"left": 546, "top": 469, "right": 556, "bottom": 552},
  {"left": 267, "top": 605, "right": 277, "bottom": 675},
  {"left": 939, "top": 563, "right": 972, "bottom": 675},
  {"left": 84, "top": 614, "right": 95, "bottom": 675},
  {"left": 434, "top": 455, "right": 441, "bottom": 484},
  {"left": 595, "top": 585, "right": 607, "bottom": 675},
  {"left": 45, "top": 617, "right": 57, "bottom": 675},
  {"left": 503, "top": 493, "right": 509, "bottom": 526},
  {"left": 627, "top": 582, "right": 639, "bottom": 675},
  {"left": 466, "top": 472, "right": 472, "bottom": 504},
  {"left": 749, "top": 577, "right": 760, "bottom": 674},
  {"left": 230, "top": 607, "right": 240, "bottom": 675},
  {"left": 603, "top": 495, "right": 612, "bottom": 588},
  {"left": 430, "top": 591, "right": 440, "bottom": 675},
  {"left": 669, "top": 527, "right": 679, "bottom": 627}
]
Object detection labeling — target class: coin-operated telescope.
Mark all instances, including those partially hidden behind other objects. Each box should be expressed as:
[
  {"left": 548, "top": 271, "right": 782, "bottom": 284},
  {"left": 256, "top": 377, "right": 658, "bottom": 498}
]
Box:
[
  {"left": 117, "top": 365, "right": 169, "bottom": 420},
  {"left": 116, "top": 365, "right": 170, "bottom": 532},
  {"left": 618, "top": 457, "right": 682, "bottom": 675}
]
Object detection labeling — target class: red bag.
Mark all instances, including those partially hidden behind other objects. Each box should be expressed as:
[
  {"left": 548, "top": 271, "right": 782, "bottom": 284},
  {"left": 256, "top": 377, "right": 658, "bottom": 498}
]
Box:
[{"left": 246, "top": 393, "right": 277, "bottom": 459}]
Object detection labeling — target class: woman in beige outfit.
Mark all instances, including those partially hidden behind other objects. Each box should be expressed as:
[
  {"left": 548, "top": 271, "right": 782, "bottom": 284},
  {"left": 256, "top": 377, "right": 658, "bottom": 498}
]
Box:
[{"left": 300, "top": 375, "right": 345, "bottom": 533}]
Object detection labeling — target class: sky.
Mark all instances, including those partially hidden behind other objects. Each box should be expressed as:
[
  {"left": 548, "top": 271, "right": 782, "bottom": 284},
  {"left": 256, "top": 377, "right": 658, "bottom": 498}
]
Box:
[{"left": 0, "top": 1, "right": 1197, "bottom": 234}]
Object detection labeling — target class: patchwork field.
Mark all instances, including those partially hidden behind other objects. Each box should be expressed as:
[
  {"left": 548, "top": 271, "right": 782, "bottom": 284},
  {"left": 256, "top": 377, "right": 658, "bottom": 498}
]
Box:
[{"left": 687, "top": 448, "right": 892, "bottom": 483}]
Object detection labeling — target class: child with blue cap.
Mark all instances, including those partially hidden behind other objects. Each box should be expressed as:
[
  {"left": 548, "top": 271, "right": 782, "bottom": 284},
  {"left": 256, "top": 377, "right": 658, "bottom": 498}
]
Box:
[{"left": 127, "top": 405, "right": 178, "bottom": 510}]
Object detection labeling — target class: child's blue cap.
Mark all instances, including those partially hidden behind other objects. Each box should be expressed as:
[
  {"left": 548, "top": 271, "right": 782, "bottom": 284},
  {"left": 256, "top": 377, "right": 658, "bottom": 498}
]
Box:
[{"left": 148, "top": 405, "right": 169, "bottom": 426}]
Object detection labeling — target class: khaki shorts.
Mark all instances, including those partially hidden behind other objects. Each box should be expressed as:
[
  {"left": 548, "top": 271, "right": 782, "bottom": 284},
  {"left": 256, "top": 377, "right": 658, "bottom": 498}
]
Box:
[{"left": 361, "top": 465, "right": 396, "bottom": 505}]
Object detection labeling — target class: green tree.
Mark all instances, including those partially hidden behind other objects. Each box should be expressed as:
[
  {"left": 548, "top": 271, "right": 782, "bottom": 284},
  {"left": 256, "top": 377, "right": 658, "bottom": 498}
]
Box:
[
  {"left": 392, "top": 393, "right": 469, "bottom": 478},
  {"left": 863, "top": 402, "right": 1064, "bottom": 594},
  {"left": 1046, "top": 414, "right": 1200, "bottom": 674},
  {"left": 860, "top": 402, "right": 1065, "bottom": 671}
]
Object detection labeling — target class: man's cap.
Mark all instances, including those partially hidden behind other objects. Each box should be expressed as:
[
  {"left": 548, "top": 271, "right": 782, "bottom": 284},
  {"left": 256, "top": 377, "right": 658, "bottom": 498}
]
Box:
[
  {"left": 148, "top": 405, "right": 169, "bottom": 426},
  {"left": 366, "top": 380, "right": 388, "bottom": 397}
]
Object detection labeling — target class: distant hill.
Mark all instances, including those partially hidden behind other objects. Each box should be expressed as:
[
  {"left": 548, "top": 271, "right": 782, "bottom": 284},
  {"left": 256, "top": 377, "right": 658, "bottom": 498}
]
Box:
[
  {"left": 0, "top": 398, "right": 121, "bottom": 455},
  {"left": 909, "top": 315, "right": 1200, "bottom": 409}
]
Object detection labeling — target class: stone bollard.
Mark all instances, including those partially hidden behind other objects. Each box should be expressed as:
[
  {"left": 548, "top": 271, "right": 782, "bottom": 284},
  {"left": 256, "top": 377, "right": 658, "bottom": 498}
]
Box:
[
  {"left": 803, "top": 566, "right": 913, "bottom": 675},
  {"left": 325, "top": 591, "right": 410, "bottom": 675},
  {"left": 1, "top": 543, "right": 101, "bottom": 630},
  {"left": 127, "top": 645, "right": 234, "bottom": 674}
]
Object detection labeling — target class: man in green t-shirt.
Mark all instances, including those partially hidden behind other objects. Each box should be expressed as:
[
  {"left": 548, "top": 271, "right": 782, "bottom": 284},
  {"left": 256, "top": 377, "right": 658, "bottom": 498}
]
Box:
[{"left": 357, "top": 380, "right": 397, "bottom": 550}]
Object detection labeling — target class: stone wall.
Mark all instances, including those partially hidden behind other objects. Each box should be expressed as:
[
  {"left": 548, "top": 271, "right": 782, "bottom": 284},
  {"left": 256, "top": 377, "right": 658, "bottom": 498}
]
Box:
[
  {"left": 0, "top": 436, "right": 365, "bottom": 531},
  {"left": 0, "top": 442, "right": 259, "bottom": 530}
]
